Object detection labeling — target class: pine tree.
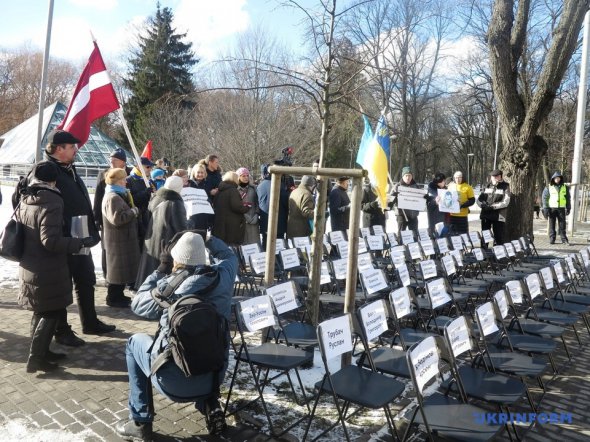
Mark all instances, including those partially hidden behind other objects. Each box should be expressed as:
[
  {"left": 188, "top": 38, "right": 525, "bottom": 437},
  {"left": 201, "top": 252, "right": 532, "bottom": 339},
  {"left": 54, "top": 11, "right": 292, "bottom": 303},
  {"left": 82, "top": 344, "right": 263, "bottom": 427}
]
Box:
[{"left": 124, "top": 3, "right": 197, "bottom": 141}]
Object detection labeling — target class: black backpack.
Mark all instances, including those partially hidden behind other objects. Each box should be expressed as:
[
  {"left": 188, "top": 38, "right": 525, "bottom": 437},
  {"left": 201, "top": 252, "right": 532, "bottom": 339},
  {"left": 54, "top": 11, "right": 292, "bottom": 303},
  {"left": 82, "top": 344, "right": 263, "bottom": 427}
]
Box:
[{"left": 149, "top": 268, "right": 228, "bottom": 380}]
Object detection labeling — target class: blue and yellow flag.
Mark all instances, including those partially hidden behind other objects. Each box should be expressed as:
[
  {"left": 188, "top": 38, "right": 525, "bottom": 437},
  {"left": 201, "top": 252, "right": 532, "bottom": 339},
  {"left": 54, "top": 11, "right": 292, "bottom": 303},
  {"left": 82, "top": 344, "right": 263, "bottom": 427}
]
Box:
[
  {"left": 355, "top": 115, "right": 373, "bottom": 167},
  {"left": 364, "top": 115, "right": 390, "bottom": 209}
]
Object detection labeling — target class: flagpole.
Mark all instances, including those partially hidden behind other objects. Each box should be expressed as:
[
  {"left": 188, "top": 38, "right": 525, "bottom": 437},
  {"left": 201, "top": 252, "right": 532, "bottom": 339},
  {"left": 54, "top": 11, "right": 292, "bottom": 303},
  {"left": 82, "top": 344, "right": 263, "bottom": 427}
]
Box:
[
  {"left": 89, "top": 32, "right": 149, "bottom": 187},
  {"left": 36, "top": 0, "right": 55, "bottom": 162}
]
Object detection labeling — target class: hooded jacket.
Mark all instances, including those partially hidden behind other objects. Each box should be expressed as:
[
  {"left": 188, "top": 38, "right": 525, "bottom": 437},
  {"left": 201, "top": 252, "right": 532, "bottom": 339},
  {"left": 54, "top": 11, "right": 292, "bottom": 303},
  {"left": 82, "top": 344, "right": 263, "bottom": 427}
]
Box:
[{"left": 542, "top": 171, "right": 570, "bottom": 211}]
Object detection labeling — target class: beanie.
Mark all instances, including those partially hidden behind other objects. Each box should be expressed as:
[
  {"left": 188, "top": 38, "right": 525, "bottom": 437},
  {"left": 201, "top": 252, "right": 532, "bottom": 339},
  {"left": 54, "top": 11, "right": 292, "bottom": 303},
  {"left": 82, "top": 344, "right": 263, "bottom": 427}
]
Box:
[
  {"left": 151, "top": 168, "right": 166, "bottom": 180},
  {"left": 301, "top": 175, "right": 316, "bottom": 189},
  {"left": 164, "top": 175, "right": 184, "bottom": 194},
  {"left": 236, "top": 167, "right": 250, "bottom": 177},
  {"left": 170, "top": 232, "right": 207, "bottom": 266},
  {"left": 401, "top": 166, "right": 412, "bottom": 176},
  {"left": 105, "top": 168, "right": 128, "bottom": 185},
  {"left": 110, "top": 148, "right": 127, "bottom": 162},
  {"left": 34, "top": 161, "right": 59, "bottom": 182}
]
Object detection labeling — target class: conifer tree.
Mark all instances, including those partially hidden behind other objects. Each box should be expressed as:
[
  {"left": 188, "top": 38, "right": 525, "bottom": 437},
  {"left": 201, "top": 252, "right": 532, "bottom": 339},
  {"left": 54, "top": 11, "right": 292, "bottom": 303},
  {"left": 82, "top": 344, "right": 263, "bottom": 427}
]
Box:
[{"left": 124, "top": 3, "right": 197, "bottom": 140}]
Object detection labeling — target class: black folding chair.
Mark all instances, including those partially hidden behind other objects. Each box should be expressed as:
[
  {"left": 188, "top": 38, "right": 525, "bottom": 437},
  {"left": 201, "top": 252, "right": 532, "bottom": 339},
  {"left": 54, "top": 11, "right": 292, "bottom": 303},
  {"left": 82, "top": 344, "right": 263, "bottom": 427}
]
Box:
[{"left": 389, "top": 286, "right": 435, "bottom": 350}]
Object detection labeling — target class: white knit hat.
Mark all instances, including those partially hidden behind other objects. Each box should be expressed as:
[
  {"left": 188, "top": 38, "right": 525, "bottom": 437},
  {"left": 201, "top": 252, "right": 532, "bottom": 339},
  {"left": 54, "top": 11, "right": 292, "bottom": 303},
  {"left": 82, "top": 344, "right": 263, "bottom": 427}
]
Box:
[
  {"left": 164, "top": 175, "right": 184, "bottom": 194},
  {"left": 170, "top": 232, "right": 207, "bottom": 266}
]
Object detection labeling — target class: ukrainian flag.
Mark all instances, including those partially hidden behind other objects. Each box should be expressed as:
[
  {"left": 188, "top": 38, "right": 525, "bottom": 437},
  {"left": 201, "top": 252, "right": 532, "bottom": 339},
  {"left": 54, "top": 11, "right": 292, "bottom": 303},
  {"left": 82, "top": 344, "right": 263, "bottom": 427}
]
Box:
[
  {"left": 355, "top": 115, "right": 373, "bottom": 167},
  {"left": 362, "top": 115, "right": 390, "bottom": 209}
]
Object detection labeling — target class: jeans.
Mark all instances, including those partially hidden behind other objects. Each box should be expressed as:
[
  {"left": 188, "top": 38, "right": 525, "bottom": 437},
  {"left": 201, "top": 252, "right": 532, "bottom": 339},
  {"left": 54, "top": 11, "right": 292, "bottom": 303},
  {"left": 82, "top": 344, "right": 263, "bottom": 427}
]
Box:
[{"left": 126, "top": 334, "right": 220, "bottom": 422}]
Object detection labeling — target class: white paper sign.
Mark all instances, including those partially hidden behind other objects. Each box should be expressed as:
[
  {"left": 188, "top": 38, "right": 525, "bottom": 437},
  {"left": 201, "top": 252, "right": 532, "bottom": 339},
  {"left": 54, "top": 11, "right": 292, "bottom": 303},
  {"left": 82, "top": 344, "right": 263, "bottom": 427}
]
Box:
[
  {"left": 427, "top": 278, "right": 451, "bottom": 308},
  {"left": 332, "top": 258, "right": 348, "bottom": 280},
  {"left": 358, "top": 240, "right": 368, "bottom": 254},
  {"left": 280, "top": 248, "right": 300, "bottom": 270},
  {"left": 275, "top": 239, "right": 287, "bottom": 253},
  {"left": 473, "top": 248, "right": 484, "bottom": 261},
  {"left": 293, "top": 236, "right": 311, "bottom": 249},
  {"left": 450, "top": 236, "right": 463, "bottom": 251},
  {"left": 525, "top": 274, "right": 542, "bottom": 299},
  {"left": 390, "top": 287, "right": 412, "bottom": 318},
  {"left": 519, "top": 237, "right": 529, "bottom": 252},
  {"left": 321, "top": 262, "right": 331, "bottom": 285},
  {"left": 249, "top": 252, "right": 267, "bottom": 275},
  {"left": 505, "top": 243, "right": 515, "bottom": 257},
  {"left": 329, "top": 230, "right": 346, "bottom": 244},
  {"left": 494, "top": 290, "right": 508, "bottom": 319},
  {"left": 390, "top": 246, "right": 406, "bottom": 265},
  {"left": 319, "top": 315, "right": 353, "bottom": 360},
  {"left": 361, "top": 269, "right": 389, "bottom": 294},
  {"left": 366, "top": 235, "right": 384, "bottom": 251},
  {"left": 372, "top": 225, "right": 385, "bottom": 236},
  {"left": 581, "top": 250, "right": 590, "bottom": 266},
  {"left": 410, "top": 336, "right": 439, "bottom": 393},
  {"left": 436, "top": 237, "right": 449, "bottom": 254},
  {"left": 240, "top": 295, "right": 275, "bottom": 331},
  {"left": 266, "top": 282, "right": 298, "bottom": 315},
  {"left": 400, "top": 230, "right": 415, "bottom": 245},
  {"left": 565, "top": 256, "right": 577, "bottom": 275},
  {"left": 360, "top": 300, "right": 388, "bottom": 341},
  {"left": 397, "top": 186, "right": 427, "bottom": 211},
  {"left": 505, "top": 280, "right": 523, "bottom": 304},
  {"left": 360, "top": 227, "right": 371, "bottom": 237},
  {"left": 553, "top": 263, "right": 566, "bottom": 283},
  {"left": 418, "top": 228, "right": 430, "bottom": 242},
  {"left": 387, "top": 232, "right": 398, "bottom": 246},
  {"left": 437, "top": 189, "right": 459, "bottom": 213},
  {"left": 469, "top": 231, "right": 481, "bottom": 248},
  {"left": 511, "top": 240, "right": 522, "bottom": 253},
  {"left": 540, "top": 267, "right": 554, "bottom": 289},
  {"left": 477, "top": 302, "right": 499, "bottom": 336},
  {"left": 336, "top": 241, "right": 349, "bottom": 258},
  {"left": 493, "top": 245, "right": 506, "bottom": 259},
  {"left": 397, "top": 263, "right": 411, "bottom": 287},
  {"left": 446, "top": 316, "right": 470, "bottom": 358},
  {"left": 358, "top": 253, "right": 375, "bottom": 271},
  {"left": 482, "top": 230, "right": 494, "bottom": 244},
  {"left": 241, "top": 243, "right": 261, "bottom": 266},
  {"left": 442, "top": 255, "right": 456, "bottom": 276},
  {"left": 407, "top": 242, "right": 423, "bottom": 260},
  {"left": 461, "top": 234, "right": 471, "bottom": 248},
  {"left": 421, "top": 259, "right": 438, "bottom": 280},
  {"left": 450, "top": 250, "right": 463, "bottom": 266},
  {"left": 420, "top": 239, "right": 435, "bottom": 257},
  {"left": 180, "top": 187, "right": 214, "bottom": 215}
]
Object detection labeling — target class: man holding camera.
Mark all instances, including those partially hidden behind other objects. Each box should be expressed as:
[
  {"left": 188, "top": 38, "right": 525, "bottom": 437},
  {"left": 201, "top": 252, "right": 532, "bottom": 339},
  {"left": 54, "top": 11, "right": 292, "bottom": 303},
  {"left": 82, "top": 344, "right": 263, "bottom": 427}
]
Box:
[{"left": 477, "top": 169, "right": 510, "bottom": 245}]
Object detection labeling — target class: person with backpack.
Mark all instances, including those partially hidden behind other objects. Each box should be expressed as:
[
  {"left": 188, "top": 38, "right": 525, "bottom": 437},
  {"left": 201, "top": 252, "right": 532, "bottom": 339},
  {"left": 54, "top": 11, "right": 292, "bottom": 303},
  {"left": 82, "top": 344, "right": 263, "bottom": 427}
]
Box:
[{"left": 115, "top": 232, "right": 238, "bottom": 440}]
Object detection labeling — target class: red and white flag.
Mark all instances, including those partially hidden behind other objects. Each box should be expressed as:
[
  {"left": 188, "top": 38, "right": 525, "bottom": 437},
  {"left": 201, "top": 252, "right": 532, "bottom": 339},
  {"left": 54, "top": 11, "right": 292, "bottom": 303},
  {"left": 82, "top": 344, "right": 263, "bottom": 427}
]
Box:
[{"left": 58, "top": 42, "right": 120, "bottom": 146}]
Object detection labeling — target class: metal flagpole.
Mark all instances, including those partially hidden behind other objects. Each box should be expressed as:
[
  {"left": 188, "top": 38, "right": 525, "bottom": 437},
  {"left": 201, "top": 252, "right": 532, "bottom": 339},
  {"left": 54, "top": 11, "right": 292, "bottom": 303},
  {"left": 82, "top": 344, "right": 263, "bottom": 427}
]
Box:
[{"left": 36, "top": 0, "right": 55, "bottom": 162}]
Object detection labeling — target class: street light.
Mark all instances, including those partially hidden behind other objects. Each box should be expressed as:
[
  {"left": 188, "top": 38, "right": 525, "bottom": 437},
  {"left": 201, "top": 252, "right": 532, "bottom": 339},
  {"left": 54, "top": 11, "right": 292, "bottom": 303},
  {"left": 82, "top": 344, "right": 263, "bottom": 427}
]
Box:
[{"left": 467, "top": 153, "right": 475, "bottom": 184}]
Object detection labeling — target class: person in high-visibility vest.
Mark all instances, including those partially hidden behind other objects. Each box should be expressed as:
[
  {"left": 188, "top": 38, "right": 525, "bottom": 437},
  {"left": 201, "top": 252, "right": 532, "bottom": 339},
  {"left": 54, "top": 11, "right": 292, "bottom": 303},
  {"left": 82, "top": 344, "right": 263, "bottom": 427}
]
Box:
[{"left": 542, "top": 171, "right": 571, "bottom": 245}]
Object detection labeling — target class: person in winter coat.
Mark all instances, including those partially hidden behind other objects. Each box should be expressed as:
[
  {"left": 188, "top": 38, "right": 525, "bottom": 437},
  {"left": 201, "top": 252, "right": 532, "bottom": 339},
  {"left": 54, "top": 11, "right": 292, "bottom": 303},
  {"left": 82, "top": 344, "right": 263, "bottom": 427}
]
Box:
[
  {"left": 477, "top": 169, "right": 511, "bottom": 245},
  {"left": 236, "top": 167, "right": 259, "bottom": 245},
  {"left": 287, "top": 175, "right": 316, "bottom": 238},
  {"left": 257, "top": 165, "right": 272, "bottom": 248},
  {"left": 426, "top": 172, "right": 448, "bottom": 237},
  {"left": 542, "top": 171, "right": 571, "bottom": 245},
  {"left": 134, "top": 176, "right": 187, "bottom": 289},
  {"left": 187, "top": 163, "right": 213, "bottom": 232},
  {"left": 150, "top": 168, "right": 166, "bottom": 190},
  {"left": 392, "top": 166, "right": 420, "bottom": 237},
  {"left": 329, "top": 176, "right": 351, "bottom": 233},
  {"left": 447, "top": 170, "right": 475, "bottom": 235},
  {"left": 18, "top": 161, "right": 89, "bottom": 373},
  {"left": 203, "top": 154, "right": 222, "bottom": 199},
  {"left": 115, "top": 233, "right": 237, "bottom": 440},
  {"left": 44, "top": 130, "right": 115, "bottom": 346},
  {"left": 127, "top": 156, "right": 156, "bottom": 251},
  {"left": 101, "top": 168, "right": 141, "bottom": 308},
  {"left": 361, "top": 178, "right": 387, "bottom": 230},
  {"left": 212, "top": 172, "right": 250, "bottom": 246}
]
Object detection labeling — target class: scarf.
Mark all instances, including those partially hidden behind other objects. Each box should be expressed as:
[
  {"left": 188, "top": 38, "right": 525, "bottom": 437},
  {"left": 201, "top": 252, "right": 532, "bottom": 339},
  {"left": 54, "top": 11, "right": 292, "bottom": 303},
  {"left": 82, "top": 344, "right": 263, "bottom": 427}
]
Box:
[{"left": 105, "top": 184, "right": 135, "bottom": 207}]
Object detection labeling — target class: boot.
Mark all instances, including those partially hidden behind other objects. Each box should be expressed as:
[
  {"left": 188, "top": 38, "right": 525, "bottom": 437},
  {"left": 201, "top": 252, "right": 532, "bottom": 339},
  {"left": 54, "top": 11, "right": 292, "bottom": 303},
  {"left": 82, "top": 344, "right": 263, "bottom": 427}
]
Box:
[
  {"left": 27, "top": 318, "right": 59, "bottom": 373},
  {"left": 31, "top": 315, "right": 66, "bottom": 360}
]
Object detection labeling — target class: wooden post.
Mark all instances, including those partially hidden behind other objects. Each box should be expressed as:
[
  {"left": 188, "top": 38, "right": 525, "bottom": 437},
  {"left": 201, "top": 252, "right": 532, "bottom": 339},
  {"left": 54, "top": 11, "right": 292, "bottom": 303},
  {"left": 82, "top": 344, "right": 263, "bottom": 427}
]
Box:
[
  {"left": 263, "top": 172, "right": 282, "bottom": 287},
  {"left": 309, "top": 177, "right": 328, "bottom": 325}
]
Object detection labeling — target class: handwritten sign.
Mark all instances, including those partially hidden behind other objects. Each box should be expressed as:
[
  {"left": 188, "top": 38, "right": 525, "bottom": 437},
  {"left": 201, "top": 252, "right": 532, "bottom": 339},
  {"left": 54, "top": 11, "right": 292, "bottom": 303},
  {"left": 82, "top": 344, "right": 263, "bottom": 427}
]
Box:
[
  {"left": 505, "top": 280, "right": 523, "bottom": 304},
  {"left": 450, "top": 250, "right": 463, "bottom": 266},
  {"left": 493, "top": 245, "right": 506, "bottom": 259},
  {"left": 427, "top": 278, "right": 451, "bottom": 308},
  {"left": 476, "top": 302, "right": 499, "bottom": 337},
  {"left": 319, "top": 315, "right": 353, "bottom": 360},
  {"left": 390, "top": 287, "right": 412, "bottom": 318},
  {"left": 505, "top": 243, "right": 515, "bottom": 257},
  {"left": 437, "top": 189, "right": 459, "bottom": 213},
  {"left": 321, "top": 261, "right": 332, "bottom": 285},
  {"left": 360, "top": 227, "right": 371, "bottom": 238},
  {"left": 420, "top": 239, "right": 435, "bottom": 257},
  {"left": 446, "top": 316, "right": 470, "bottom": 358},
  {"left": 329, "top": 230, "right": 346, "bottom": 244},
  {"left": 525, "top": 273, "right": 542, "bottom": 299},
  {"left": 511, "top": 240, "right": 522, "bottom": 253},
  {"left": 361, "top": 269, "right": 389, "bottom": 294},
  {"left": 397, "top": 186, "right": 427, "bottom": 211},
  {"left": 410, "top": 336, "right": 439, "bottom": 393},
  {"left": 418, "top": 228, "right": 430, "bottom": 242},
  {"left": 450, "top": 236, "right": 463, "bottom": 251},
  {"left": 420, "top": 259, "right": 438, "bottom": 280},
  {"left": 280, "top": 248, "right": 300, "bottom": 270},
  {"left": 461, "top": 234, "right": 471, "bottom": 249},
  {"left": 482, "top": 230, "right": 494, "bottom": 244},
  {"left": 387, "top": 232, "right": 398, "bottom": 246},
  {"left": 240, "top": 295, "right": 275, "bottom": 332},
  {"left": 407, "top": 242, "right": 423, "bottom": 260},
  {"left": 436, "top": 237, "right": 449, "bottom": 254},
  {"left": 241, "top": 243, "right": 261, "bottom": 267},
  {"left": 397, "top": 263, "right": 411, "bottom": 287},
  {"left": 399, "top": 230, "right": 414, "bottom": 245},
  {"left": 372, "top": 225, "right": 385, "bottom": 236},
  {"left": 358, "top": 253, "right": 375, "bottom": 271},
  {"left": 366, "top": 235, "right": 384, "bottom": 251},
  {"left": 441, "top": 255, "right": 456, "bottom": 276},
  {"left": 553, "top": 263, "right": 566, "bottom": 283},
  {"left": 332, "top": 258, "right": 348, "bottom": 280},
  {"left": 293, "top": 236, "right": 311, "bottom": 249},
  {"left": 266, "top": 282, "right": 298, "bottom": 315},
  {"left": 494, "top": 290, "right": 508, "bottom": 319},
  {"left": 249, "top": 252, "right": 267, "bottom": 275},
  {"left": 390, "top": 245, "right": 407, "bottom": 267},
  {"left": 473, "top": 248, "right": 484, "bottom": 261},
  {"left": 518, "top": 237, "right": 529, "bottom": 252},
  {"left": 357, "top": 240, "right": 368, "bottom": 254},
  {"left": 360, "top": 300, "right": 388, "bottom": 341},
  {"left": 469, "top": 231, "right": 481, "bottom": 248},
  {"left": 539, "top": 267, "right": 554, "bottom": 289},
  {"left": 275, "top": 239, "right": 287, "bottom": 253},
  {"left": 180, "top": 188, "right": 214, "bottom": 216}
]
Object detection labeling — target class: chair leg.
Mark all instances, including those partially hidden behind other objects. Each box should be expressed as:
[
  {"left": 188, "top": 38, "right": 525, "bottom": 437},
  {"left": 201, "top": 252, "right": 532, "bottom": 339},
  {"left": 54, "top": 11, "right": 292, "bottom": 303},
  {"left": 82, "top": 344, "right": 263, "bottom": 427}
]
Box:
[
  {"left": 561, "top": 335, "right": 572, "bottom": 359},
  {"left": 302, "top": 386, "right": 323, "bottom": 441}
]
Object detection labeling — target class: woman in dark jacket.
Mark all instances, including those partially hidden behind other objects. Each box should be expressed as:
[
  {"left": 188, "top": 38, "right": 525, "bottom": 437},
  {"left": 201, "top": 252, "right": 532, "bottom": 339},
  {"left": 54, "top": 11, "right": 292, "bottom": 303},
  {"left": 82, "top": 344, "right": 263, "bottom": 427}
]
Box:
[
  {"left": 212, "top": 172, "right": 249, "bottom": 246},
  {"left": 18, "top": 161, "right": 86, "bottom": 373},
  {"left": 134, "top": 176, "right": 187, "bottom": 289},
  {"left": 101, "top": 168, "right": 141, "bottom": 307},
  {"left": 426, "top": 172, "right": 448, "bottom": 237},
  {"left": 188, "top": 163, "right": 213, "bottom": 231}
]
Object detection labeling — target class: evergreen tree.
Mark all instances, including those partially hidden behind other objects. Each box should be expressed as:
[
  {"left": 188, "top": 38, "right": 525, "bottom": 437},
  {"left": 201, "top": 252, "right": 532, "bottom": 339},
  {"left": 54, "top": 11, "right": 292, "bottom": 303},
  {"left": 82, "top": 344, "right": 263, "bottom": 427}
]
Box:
[{"left": 124, "top": 3, "right": 197, "bottom": 141}]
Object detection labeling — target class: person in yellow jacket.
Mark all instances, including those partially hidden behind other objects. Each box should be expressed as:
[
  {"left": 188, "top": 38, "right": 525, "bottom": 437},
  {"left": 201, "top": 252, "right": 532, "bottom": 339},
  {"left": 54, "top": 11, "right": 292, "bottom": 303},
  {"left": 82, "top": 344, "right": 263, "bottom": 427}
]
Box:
[
  {"left": 542, "top": 171, "right": 571, "bottom": 245},
  {"left": 447, "top": 171, "right": 475, "bottom": 234}
]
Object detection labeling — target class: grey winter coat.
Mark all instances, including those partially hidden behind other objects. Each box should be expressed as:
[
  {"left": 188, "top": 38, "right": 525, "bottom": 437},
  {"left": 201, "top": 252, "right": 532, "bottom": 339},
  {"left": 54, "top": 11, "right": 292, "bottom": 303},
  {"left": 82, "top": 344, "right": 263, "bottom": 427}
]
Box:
[
  {"left": 18, "top": 184, "right": 83, "bottom": 312},
  {"left": 237, "top": 182, "right": 259, "bottom": 245},
  {"left": 102, "top": 190, "right": 141, "bottom": 285},
  {"left": 287, "top": 183, "right": 314, "bottom": 238},
  {"left": 212, "top": 181, "right": 249, "bottom": 245},
  {"left": 134, "top": 187, "right": 187, "bottom": 289}
]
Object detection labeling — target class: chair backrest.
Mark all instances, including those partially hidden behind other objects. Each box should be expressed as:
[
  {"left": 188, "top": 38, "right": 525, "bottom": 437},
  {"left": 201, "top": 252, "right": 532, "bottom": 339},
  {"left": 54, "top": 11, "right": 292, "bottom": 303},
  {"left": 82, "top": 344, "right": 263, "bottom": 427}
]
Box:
[
  {"left": 493, "top": 289, "right": 510, "bottom": 320},
  {"left": 358, "top": 299, "right": 390, "bottom": 342},
  {"left": 400, "top": 229, "right": 415, "bottom": 245},
  {"left": 292, "top": 236, "right": 311, "bottom": 249},
  {"left": 360, "top": 268, "right": 389, "bottom": 294},
  {"left": 475, "top": 301, "right": 500, "bottom": 338},
  {"left": 279, "top": 247, "right": 301, "bottom": 270},
  {"left": 390, "top": 245, "right": 407, "bottom": 267},
  {"left": 249, "top": 251, "right": 267, "bottom": 276},
  {"left": 444, "top": 315, "right": 473, "bottom": 359},
  {"left": 426, "top": 277, "right": 452, "bottom": 309},
  {"left": 482, "top": 229, "right": 494, "bottom": 246},
  {"left": 396, "top": 262, "right": 412, "bottom": 287},
  {"left": 553, "top": 261, "right": 567, "bottom": 285},
  {"left": 389, "top": 286, "right": 414, "bottom": 320},
  {"left": 450, "top": 249, "right": 464, "bottom": 267},
  {"left": 436, "top": 237, "right": 450, "bottom": 254},
  {"left": 240, "top": 243, "right": 261, "bottom": 268},
  {"left": 331, "top": 257, "right": 348, "bottom": 281},
  {"left": 472, "top": 247, "right": 485, "bottom": 262},
  {"left": 407, "top": 336, "right": 441, "bottom": 395},
  {"left": 492, "top": 244, "right": 507, "bottom": 260},
  {"left": 266, "top": 281, "right": 301, "bottom": 315},
  {"left": 420, "top": 239, "right": 436, "bottom": 258},
  {"left": 504, "top": 242, "right": 516, "bottom": 258},
  {"left": 317, "top": 314, "right": 354, "bottom": 368},
  {"left": 274, "top": 239, "right": 287, "bottom": 254},
  {"left": 372, "top": 225, "right": 385, "bottom": 236},
  {"left": 335, "top": 240, "right": 349, "bottom": 259},
  {"left": 387, "top": 231, "right": 398, "bottom": 247},
  {"left": 407, "top": 242, "right": 424, "bottom": 261},
  {"left": 511, "top": 239, "right": 523, "bottom": 255},
  {"left": 329, "top": 230, "right": 347, "bottom": 244},
  {"left": 237, "top": 295, "right": 277, "bottom": 332},
  {"left": 366, "top": 234, "right": 385, "bottom": 251},
  {"left": 420, "top": 259, "right": 439, "bottom": 281},
  {"left": 539, "top": 267, "right": 555, "bottom": 290},
  {"left": 360, "top": 227, "right": 371, "bottom": 238},
  {"left": 418, "top": 228, "right": 431, "bottom": 242},
  {"left": 450, "top": 235, "right": 463, "bottom": 251},
  {"left": 505, "top": 280, "right": 525, "bottom": 305},
  {"left": 441, "top": 254, "right": 457, "bottom": 278},
  {"left": 469, "top": 231, "right": 482, "bottom": 248},
  {"left": 358, "top": 252, "right": 375, "bottom": 271},
  {"left": 524, "top": 273, "right": 543, "bottom": 300}
]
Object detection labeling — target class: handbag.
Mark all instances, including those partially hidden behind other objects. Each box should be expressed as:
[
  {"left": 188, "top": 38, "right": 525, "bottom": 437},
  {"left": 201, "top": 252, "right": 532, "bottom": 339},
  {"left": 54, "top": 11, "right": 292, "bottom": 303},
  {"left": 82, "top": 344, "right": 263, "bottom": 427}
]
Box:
[{"left": 0, "top": 203, "right": 25, "bottom": 262}]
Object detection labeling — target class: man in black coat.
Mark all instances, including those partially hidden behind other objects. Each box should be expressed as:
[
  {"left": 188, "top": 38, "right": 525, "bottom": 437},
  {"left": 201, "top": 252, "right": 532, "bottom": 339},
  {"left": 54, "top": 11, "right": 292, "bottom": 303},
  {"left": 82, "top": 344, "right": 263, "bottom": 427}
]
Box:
[
  {"left": 44, "top": 130, "right": 115, "bottom": 346},
  {"left": 329, "top": 176, "right": 351, "bottom": 232},
  {"left": 203, "top": 154, "right": 222, "bottom": 199},
  {"left": 477, "top": 169, "right": 511, "bottom": 245},
  {"left": 127, "top": 156, "right": 155, "bottom": 251}
]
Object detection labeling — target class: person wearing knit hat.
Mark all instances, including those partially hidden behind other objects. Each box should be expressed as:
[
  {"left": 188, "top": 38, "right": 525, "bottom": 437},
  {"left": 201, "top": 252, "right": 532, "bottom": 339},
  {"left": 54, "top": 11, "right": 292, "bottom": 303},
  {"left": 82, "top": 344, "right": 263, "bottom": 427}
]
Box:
[
  {"left": 236, "top": 167, "right": 259, "bottom": 245},
  {"left": 391, "top": 165, "right": 420, "bottom": 238},
  {"left": 426, "top": 172, "right": 448, "bottom": 237},
  {"left": 116, "top": 234, "right": 238, "bottom": 440},
  {"left": 287, "top": 175, "right": 316, "bottom": 238},
  {"left": 151, "top": 168, "right": 166, "bottom": 190},
  {"left": 33, "top": 161, "right": 59, "bottom": 183},
  {"left": 476, "top": 168, "right": 511, "bottom": 244},
  {"left": 447, "top": 170, "right": 475, "bottom": 234},
  {"left": 134, "top": 175, "right": 188, "bottom": 289}
]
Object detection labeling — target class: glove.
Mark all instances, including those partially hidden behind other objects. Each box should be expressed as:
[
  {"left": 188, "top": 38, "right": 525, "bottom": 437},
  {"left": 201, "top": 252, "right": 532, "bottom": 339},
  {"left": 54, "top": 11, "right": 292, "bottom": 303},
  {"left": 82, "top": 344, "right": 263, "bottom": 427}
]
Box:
[
  {"left": 338, "top": 204, "right": 351, "bottom": 213},
  {"left": 480, "top": 201, "right": 489, "bottom": 210},
  {"left": 460, "top": 202, "right": 468, "bottom": 209},
  {"left": 131, "top": 207, "right": 139, "bottom": 217},
  {"left": 423, "top": 194, "right": 430, "bottom": 200},
  {"left": 390, "top": 191, "right": 399, "bottom": 197},
  {"left": 370, "top": 200, "right": 380, "bottom": 209},
  {"left": 80, "top": 237, "right": 95, "bottom": 248},
  {"left": 157, "top": 251, "right": 173, "bottom": 275},
  {"left": 566, "top": 209, "right": 571, "bottom": 216},
  {"left": 543, "top": 208, "right": 550, "bottom": 218}
]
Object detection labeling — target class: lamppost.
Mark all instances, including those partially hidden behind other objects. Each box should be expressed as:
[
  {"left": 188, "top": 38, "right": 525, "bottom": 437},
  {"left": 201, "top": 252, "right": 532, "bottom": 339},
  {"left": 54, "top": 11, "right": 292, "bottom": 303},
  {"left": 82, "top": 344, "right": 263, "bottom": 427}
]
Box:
[{"left": 467, "top": 153, "right": 475, "bottom": 184}]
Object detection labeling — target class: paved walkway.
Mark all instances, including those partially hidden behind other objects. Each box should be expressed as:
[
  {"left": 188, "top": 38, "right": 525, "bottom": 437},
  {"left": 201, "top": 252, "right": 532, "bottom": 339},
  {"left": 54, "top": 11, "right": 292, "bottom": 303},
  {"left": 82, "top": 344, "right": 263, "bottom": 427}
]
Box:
[{"left": 0, "top": 217, "right": 589, "bottom": 441}]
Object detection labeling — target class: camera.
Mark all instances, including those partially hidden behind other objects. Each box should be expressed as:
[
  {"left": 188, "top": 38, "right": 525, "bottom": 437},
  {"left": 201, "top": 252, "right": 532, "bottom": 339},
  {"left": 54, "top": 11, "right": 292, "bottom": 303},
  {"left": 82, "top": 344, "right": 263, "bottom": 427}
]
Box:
[{"left": 274, "top": 146, "right": 294, "bottom": 167}]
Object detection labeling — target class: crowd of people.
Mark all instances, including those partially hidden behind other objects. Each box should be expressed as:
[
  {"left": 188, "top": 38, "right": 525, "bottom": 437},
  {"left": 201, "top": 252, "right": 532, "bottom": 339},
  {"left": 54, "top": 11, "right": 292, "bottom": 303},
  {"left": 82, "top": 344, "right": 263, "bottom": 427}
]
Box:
[{"left": 13, "top": 128, "right": 575, "bottom": 440}]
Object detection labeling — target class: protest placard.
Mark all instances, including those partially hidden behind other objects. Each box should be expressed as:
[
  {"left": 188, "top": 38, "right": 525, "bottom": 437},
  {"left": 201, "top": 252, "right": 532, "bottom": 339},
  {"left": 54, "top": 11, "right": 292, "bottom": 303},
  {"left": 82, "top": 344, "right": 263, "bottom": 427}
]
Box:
[
  {"left": 397, "top": 186, "right": 427, "bottom": 211},
  {"left": 180, "top": 188, "right": 214, "bottom": 215}
]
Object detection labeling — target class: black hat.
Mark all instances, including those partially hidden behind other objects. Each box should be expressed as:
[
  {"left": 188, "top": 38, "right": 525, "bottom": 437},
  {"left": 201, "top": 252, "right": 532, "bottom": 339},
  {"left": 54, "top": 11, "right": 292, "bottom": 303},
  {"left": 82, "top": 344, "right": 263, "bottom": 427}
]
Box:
[
  {"left": 47, "top": 129, "right": 81, "bottom": 145},
  {"left": 434, "top": 172, "right": 446, "bottom": 183},
  {"left": 34, "top": 161, "right": 59, "bottom": 182},
  {"left": 140, "top": 157, "right": 154, "bottom": 167},
  {"left": 337, "top": 176, "right": 350, "bottom": 182},
  {"left": 490, "top": 169, "right": 503, "bottom": 176},
  {"left": 110, "top": 148, "right": 126, "bottom": 162}
]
